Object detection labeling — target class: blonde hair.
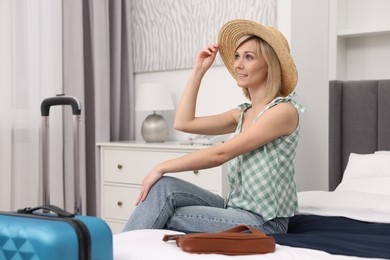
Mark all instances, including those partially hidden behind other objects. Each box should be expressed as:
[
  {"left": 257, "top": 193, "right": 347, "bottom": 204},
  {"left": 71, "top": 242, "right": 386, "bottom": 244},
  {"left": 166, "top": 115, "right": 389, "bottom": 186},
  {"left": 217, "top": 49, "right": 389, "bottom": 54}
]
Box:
[{"left": 236, "top": 35, "right": 282, "bottom": 102}]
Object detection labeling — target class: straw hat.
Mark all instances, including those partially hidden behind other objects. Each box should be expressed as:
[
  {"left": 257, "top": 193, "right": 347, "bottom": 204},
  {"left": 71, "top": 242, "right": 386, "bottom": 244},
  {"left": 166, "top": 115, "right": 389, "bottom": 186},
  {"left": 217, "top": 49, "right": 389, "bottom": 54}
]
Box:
[{"left": 218, "top": 19, "right": 297, "bottom": 97}]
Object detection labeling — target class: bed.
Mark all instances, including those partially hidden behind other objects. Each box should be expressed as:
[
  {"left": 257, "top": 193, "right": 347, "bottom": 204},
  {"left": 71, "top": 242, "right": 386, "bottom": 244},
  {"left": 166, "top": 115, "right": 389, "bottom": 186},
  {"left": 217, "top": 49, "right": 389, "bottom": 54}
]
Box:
[{"left": 114, "top": 80, "right": 390, "bottom": 260}]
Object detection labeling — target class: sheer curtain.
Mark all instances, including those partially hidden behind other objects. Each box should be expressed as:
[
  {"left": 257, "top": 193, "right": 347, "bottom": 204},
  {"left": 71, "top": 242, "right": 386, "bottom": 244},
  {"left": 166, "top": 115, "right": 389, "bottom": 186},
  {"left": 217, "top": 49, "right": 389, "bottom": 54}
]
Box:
[
  {"left": 0, "top": 0, "right": 64, "bottom": 210},
  {"left": 0, "top": 0, "right": 135, "bottom": 214}
]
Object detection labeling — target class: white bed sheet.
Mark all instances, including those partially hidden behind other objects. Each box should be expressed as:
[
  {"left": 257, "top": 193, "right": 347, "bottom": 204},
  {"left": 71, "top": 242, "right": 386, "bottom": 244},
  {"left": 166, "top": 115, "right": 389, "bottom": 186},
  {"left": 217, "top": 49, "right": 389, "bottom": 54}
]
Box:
[
  {"left": 113, "top": 190, "right": 389, "bottom": 260},
  {"left": 114, "top": 229, "right": 376, "bottom": 260},
  {"left": 298, "top": 191, "right": 390, "bottom": 223}
]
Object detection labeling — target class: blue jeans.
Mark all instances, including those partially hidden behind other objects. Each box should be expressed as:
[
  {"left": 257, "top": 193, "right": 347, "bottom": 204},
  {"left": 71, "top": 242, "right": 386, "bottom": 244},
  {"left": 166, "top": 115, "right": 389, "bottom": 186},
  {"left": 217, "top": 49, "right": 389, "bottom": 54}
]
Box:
[{"left": 123, "top": 176, "right": 289, "bottom": 234}]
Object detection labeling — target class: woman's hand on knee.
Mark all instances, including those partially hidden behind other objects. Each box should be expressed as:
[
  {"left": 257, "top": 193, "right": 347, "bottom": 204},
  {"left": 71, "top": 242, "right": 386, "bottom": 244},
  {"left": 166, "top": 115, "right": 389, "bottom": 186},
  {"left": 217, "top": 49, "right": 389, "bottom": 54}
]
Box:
[{"left": 135, "top": 167, "right": 164, "bottom": 205}]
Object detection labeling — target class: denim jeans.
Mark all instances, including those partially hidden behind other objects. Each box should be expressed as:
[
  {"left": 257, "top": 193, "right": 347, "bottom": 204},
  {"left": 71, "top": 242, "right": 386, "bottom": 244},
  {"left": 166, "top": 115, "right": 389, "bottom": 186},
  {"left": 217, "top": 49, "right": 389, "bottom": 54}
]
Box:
[{"left": 123, "top": 176, "right": 289, "bottom": 234}]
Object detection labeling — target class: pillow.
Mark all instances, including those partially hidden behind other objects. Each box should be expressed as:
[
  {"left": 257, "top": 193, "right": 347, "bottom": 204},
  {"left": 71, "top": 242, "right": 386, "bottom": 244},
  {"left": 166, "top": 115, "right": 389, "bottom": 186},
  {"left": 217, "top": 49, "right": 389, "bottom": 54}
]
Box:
[
  {"left": 336, "top": 153, "right": 390, "bottom": 195},
  {"left": 375, "top": 150, "right": 390, "bottom": 155}
]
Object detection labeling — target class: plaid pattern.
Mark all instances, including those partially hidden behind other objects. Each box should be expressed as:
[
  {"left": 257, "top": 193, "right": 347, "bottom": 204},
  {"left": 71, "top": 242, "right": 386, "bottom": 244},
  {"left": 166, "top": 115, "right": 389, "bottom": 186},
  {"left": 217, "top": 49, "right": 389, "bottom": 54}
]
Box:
[{"left": 225, "top": 92, "right": 305, "bottom": 221}]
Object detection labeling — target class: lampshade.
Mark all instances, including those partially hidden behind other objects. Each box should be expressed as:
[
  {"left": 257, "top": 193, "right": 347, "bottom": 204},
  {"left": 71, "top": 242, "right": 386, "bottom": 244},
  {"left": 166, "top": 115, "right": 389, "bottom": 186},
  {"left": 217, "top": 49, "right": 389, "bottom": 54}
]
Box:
[{"left": 136, "top": 83, "right": 174, "bottom": 111}]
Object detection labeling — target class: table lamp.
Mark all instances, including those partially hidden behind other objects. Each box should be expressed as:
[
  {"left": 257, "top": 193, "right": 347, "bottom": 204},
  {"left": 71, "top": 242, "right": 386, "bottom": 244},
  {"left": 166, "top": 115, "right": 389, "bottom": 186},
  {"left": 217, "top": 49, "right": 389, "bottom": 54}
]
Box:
[{"left": 136, "top": 83, "right": 174, "bottom": 142}]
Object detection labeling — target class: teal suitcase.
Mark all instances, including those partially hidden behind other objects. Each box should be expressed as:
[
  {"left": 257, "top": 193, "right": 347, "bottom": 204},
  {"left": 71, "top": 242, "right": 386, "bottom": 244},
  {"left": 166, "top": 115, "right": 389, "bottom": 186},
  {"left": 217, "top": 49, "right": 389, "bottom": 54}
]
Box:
[
  {"left": 0, "top": 96, "right": 113, "bottom": 260},
  {"left": 0, "top": 205, "right": 113, "bottom": 260}
]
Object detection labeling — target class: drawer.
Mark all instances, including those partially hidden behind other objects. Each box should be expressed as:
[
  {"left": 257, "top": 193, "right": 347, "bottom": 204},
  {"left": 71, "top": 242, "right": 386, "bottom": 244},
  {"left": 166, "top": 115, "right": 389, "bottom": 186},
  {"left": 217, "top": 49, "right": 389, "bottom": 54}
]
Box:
[
  {"left": 102, "top": 185, "right": 139, "bottom": 221},
  {"left": 102, "top": 149, "right": 189, "bottom": 184},
  {"left": 165, "top": 167, "right": 223, "bottom": 193}
]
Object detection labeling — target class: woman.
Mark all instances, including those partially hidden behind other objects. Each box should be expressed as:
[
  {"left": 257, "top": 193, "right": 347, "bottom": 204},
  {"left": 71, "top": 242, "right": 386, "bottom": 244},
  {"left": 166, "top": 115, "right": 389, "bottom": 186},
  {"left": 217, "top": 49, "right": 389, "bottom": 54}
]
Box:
[{"left": 123, "top": 19, "right": 304, "bottom": 234}]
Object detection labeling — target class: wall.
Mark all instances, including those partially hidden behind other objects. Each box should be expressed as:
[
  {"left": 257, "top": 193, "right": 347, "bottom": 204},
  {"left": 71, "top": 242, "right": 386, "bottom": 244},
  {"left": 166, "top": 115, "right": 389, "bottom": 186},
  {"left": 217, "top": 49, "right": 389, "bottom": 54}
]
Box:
[
  {"left": 329, "top": 0, "right": 390, "bottom": 80},
  {"left": 289, "top": 0, "right": 329, "bottom": 191},
  {"left": 134, "top": 0, "right": 330, "bottom": 191}
]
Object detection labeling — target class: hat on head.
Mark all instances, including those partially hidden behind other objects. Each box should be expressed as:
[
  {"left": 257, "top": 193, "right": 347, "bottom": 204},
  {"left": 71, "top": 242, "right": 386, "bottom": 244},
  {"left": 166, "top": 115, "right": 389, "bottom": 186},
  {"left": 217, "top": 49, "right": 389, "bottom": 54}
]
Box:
[{"left": 218, "top": 19, "right": 297, "bottom": 97}]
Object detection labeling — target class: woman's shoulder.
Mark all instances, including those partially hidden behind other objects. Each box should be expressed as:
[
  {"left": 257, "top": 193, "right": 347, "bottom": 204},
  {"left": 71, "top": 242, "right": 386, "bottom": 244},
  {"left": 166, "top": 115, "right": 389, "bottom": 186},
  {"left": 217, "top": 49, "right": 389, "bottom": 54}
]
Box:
[
  {"left": 268, "top": 92, "right": 305, "bottom": 114},
  {"left": 266, "top": 102, "right": 297, "bottom": 118}
]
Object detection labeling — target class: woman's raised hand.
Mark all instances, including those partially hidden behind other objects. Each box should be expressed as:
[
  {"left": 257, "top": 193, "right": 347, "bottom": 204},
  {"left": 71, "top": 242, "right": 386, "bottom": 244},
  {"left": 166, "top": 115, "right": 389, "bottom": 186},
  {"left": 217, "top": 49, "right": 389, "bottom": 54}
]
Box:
[{"left": 194, "top": 44, "right": 219, "bottom": 71}]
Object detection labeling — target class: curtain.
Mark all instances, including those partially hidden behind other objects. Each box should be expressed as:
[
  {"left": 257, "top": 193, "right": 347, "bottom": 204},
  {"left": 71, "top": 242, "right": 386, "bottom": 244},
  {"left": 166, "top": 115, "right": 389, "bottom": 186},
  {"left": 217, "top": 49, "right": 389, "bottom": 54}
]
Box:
[
  {"left": 0, "top": 0, "right": 64, "bottom": 210},
  {"left": 62, "top": 0, "right": 135, "bottom": 216}
]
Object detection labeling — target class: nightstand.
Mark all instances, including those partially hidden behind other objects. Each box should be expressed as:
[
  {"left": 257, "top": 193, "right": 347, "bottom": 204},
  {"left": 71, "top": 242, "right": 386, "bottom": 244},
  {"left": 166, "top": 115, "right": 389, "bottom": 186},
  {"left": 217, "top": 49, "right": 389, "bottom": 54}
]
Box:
[{"left": 97, "top": 141, "right": 228, "bottom": 234}]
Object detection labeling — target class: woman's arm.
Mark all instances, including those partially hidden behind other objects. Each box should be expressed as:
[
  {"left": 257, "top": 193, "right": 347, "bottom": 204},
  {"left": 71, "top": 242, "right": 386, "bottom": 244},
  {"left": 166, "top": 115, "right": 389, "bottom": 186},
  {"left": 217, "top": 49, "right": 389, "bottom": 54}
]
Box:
[
  {"left": 135, "top": 102, "right": 298, "bottom": 205},
  {"left": 174, "top": 44, "right": 238, "bottom": 135},
  {"left": 170, "top": 104, "right": 297, "bottom": 173}
]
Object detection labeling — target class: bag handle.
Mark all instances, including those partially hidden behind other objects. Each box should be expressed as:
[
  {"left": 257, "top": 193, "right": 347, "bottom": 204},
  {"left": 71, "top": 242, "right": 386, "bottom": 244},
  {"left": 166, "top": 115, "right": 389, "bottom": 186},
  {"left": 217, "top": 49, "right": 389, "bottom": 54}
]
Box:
[
  {"left": 17, "top": 205, "right": 75, "bottom": 218},
  {"left": 221, "top": 224, "right": 267, "bottom": 237},
  {"left": 163, "top": 224, "right": 266, "bottom": 242}
]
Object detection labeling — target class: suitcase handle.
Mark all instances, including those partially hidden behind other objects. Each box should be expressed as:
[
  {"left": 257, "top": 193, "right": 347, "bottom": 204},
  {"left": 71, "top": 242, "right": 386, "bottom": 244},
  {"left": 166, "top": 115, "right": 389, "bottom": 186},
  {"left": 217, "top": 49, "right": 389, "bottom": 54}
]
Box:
[
  {"left": 41, "top": 94, "right": 83, "bottom": 214},
  {"left": 41, "top": 95, "right": 81, "bottom": 116},
  {"left": 17, "top": 205, "right": 76, "bottom": 218}
]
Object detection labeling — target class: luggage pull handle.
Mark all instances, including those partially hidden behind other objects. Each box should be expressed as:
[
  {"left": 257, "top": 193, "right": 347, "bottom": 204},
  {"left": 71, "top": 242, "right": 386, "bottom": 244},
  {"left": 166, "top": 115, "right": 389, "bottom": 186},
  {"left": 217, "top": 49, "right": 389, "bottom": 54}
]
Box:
[
  {"left": 17, "top": 205, "right": 75, "bottom": 218},
  {"left": 41, "top": 95, "right": 81, "bottom": 116},
  {"left": 41, "top": 95, "right": 82, "bottom": 215}
]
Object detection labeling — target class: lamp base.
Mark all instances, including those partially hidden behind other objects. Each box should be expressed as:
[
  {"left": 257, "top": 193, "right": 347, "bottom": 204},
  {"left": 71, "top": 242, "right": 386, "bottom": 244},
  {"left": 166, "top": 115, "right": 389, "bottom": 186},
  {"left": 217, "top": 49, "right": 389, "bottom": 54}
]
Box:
[{"left": 141, "top": 113, "right": 169, "bottom": 142}]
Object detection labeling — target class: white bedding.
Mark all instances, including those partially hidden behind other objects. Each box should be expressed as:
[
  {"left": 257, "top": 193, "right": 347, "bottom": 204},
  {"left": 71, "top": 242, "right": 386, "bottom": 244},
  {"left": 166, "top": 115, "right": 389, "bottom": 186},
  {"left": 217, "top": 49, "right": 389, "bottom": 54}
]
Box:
[
  {"left": 298, "top": 191, "right": 390, "bottom": 223},
  {"left": 113, "top": 190, "right": 390, "bottom": 260},
  {"left": 114, "top": 229, "right": 372, "bottom": 260}
]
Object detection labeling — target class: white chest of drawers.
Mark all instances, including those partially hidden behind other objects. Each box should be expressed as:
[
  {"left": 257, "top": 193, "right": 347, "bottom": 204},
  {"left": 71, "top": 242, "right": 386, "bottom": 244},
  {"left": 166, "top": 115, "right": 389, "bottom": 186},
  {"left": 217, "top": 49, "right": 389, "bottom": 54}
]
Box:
[{"left": 97, "top": 141, "right": 228, "bottom": 234}]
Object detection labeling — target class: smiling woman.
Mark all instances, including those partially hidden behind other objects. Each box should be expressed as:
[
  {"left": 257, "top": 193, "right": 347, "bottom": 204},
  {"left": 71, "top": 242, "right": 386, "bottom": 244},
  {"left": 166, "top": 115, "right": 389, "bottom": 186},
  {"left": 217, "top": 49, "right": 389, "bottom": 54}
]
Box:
[{"left": 123, "top": 19, "right": 304, "bottom": 235}]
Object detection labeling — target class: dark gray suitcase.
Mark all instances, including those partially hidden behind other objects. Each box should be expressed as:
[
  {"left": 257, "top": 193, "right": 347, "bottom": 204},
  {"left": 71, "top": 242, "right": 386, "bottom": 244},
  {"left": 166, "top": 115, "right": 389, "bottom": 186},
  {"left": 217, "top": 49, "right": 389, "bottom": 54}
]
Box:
[{"left": 0, "top": 96, "right": 113, "bottom": 260}]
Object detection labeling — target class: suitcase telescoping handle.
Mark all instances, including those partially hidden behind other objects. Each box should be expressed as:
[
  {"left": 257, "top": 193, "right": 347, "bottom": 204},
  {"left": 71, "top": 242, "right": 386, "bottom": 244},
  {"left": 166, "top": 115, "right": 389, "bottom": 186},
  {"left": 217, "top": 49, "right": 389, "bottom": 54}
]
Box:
[
  {"left": 41, "top": 95, "right": 82, "bottom": 116},
  {"left": 41, "top": 95, "right": 82, "bottom": 215}
]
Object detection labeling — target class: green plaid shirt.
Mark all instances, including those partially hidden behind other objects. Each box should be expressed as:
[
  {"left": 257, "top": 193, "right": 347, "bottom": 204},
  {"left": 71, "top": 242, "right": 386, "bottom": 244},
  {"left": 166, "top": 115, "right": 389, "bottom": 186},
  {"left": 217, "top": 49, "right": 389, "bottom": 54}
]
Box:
[{"left": 225, "top": 93, "right": 305, "bottom": 221}]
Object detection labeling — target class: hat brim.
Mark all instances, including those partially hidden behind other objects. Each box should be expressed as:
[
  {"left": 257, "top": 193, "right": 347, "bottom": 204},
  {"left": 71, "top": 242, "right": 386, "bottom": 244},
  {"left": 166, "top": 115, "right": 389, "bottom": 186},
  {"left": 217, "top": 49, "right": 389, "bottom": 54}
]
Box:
[{"left": 218, "top": 19, "right": 297, "bottom": 97}]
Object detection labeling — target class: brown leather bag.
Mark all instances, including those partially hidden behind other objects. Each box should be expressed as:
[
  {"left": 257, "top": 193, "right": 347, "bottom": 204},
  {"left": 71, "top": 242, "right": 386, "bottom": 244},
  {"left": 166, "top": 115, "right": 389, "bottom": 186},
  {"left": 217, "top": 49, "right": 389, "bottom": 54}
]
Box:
[{"left": 162, "top": 224, "right": 275, "bottom": 255}]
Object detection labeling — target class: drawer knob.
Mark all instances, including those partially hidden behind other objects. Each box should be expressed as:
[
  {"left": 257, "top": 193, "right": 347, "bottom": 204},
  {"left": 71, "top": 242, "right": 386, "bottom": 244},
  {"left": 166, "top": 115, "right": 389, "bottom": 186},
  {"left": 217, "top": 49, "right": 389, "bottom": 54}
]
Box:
[
  {"left": 117, "top": 201, "right": 123, "bottom": 207},
  {"left": 193, "top": 170, "right": 199, "bottom": 175},
  {"left": 117, "top": 164, "right": 123, "bottom": 170}
]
